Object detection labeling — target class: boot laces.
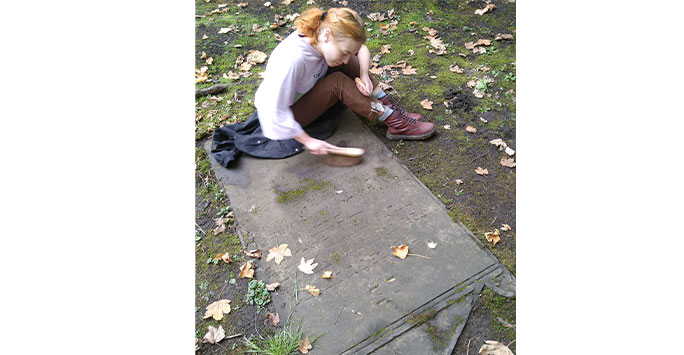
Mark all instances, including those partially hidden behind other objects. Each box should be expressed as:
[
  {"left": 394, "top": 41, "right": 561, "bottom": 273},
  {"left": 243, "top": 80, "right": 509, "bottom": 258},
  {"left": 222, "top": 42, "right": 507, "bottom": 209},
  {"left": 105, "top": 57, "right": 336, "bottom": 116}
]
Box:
[{"left": 398, "top": 110, "right": 417, "bottom": 124}]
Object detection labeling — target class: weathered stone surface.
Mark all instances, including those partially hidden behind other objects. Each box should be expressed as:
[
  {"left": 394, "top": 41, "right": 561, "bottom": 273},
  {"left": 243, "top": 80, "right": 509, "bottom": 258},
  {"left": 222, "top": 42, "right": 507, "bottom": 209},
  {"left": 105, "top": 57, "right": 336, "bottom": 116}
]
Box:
[{"left": 205, "top": 109, "right": 514, "bottom": 354}]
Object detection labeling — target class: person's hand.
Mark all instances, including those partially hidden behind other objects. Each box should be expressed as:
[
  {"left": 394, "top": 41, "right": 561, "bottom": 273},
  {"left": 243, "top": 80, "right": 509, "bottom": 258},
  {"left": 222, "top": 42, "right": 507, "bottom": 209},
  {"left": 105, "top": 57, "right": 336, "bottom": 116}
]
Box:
[
  {"left": 355, "top": 75, "right": 372, "bottom": 96},
  {"left": 303, "top": 137, "right": 338, "bottom": 155},
  {"left": 360, "top": 74, "right": 373, "bottom": 96}
]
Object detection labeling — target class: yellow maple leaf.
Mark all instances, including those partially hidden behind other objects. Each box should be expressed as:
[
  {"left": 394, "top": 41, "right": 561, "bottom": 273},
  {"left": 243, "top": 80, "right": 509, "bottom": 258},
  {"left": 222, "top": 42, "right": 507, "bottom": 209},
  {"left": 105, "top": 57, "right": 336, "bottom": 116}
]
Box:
[
  {"left": 266, "top": 244, "right": 292, "bottom": 264},
  {"left": 305, "top": 285, "right": 320, "bottom": 296},
  {"left": 392, "top": 244, "right": 409, "bottom": 259},
  {"left": 203, "top": 299, "right": 231, "bottom": 321},
  {"left": 239, "top": 261, "right": 254, "bottom": 279}
]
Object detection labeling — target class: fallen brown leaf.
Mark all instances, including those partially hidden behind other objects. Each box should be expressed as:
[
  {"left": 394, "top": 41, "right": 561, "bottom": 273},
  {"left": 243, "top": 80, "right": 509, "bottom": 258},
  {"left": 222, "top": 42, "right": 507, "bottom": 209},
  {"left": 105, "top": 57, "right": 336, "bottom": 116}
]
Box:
[
  {"left": 402, "top": 66, "right": 417, "bottom": 75},
  {"left": 449, "top": 63, "right": 464, "bottom": 73},
  {"left": 484, "top": 229, "right": 500, "bottom": 246},
  {"left": 478, "top": 340, "right": 514, "bottom": 355},
  {"left": 245, "top": 249, "right": 262, "bottom": 258},
  {"left": 392, "top": 244, "right": 409, "bottom": 259},
  {"left": 274, "top": 33, "right": 283, "bottom": 41},
  {"left": 455, "top": 179, "right": 464, "bottom": 185},
  {"left": 466, "top": 79, "right": 477, "bottom": 88},
  {"left": 203, "top": 299, "right": 231, "bottom": 321},
  {"left": 298, "top": 336, "right": 313, "bottom": 353},
  {"left": 298, "top": 257, "right": 318, "bottom": 274},
  {"left": 501, "top": 224, "right": 512, "bottom": 231},
  {"left": 420, "top": 99, "right": 433, "bottom": 110},
  {"left": 202, "top": 34, "right": 208, "bottom": 40},
  {"left": 238, "top": 261, "right": 254, "bottom": 279},
  {"left": 500, "top": 157, "right": 516, "bottom": 168},
  {"left": 221, "top": 253, "right": 232, "bottom": 263},
  {"left": 201, "top": 51, "right": 207, "bottom": 59},
  {"left": 495, "top": 33, "right": 514, "bottom": 41},
  {"left": 266, "top": 311, "right": 280, "bottom": 326},
  {"left": 505, "top": 147, "right": 515, "bottom": 156},
  {"left": 367, "top": 12, "right": 386, "bottom": 22},
  {"left": 475, "top": 167, "right": 489, "bottom": 175},
  {"left": 246, "top": 50, "right": 267, "bottom": 64},
  {"left": 224, "top": 71, "right": 240, "bottom": 80},
  {"left": 266, "top": 282, "right": 280, "bottom": 291},
  {"left": 281, "top": 0, "right": 293, "bottom": 4},
  {"left": 380, "top": 44, "right": 391, "bottom": 54},
  {"left": 466, "top": 125, "right": 477, "bottom": 133},
  {"left": 489, "top": 138, "right": 507, "bottom": 150},
  {"left": 195, "top": 66, "right": 209, "bottom": 83},
  {"left": 305, "top": 284, "right": 320, "bottom": 296},
  {"left": 322, "top": 271, "right": 333, "bottom": 279},
  {"left": 475, "top": 3, "right": 496, "bottom": 16},
  {"left": 203, "top": 325, "right": 225, "bottom": 344},
  {"left": 266, "top": 244, "right": 292, "bottom": 264}
]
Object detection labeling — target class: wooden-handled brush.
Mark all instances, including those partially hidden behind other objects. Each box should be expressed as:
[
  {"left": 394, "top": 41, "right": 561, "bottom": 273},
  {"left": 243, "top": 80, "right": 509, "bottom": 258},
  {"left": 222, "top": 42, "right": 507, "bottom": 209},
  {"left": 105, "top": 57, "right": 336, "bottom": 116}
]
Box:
[{"left": 325, "top": 147, "right": 364, "bottom": 167}]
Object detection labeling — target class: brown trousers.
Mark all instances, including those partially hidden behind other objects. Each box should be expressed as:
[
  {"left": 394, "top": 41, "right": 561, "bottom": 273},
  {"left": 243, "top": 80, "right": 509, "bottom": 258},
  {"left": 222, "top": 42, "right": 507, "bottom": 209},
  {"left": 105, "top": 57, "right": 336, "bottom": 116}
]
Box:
[{"left": 291, "top": 55, "right": 380, "bottom": 128}]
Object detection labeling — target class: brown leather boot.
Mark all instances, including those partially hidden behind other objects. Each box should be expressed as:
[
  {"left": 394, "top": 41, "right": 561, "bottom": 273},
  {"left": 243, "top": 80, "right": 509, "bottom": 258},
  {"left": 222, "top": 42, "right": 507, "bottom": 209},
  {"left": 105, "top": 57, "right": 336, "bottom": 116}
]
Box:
[
  {"left": 379, "top": 95, "right": 423, "bottom": 121},
  {"left": 384, "top": 108, "right": 436, "bottom": 140}
]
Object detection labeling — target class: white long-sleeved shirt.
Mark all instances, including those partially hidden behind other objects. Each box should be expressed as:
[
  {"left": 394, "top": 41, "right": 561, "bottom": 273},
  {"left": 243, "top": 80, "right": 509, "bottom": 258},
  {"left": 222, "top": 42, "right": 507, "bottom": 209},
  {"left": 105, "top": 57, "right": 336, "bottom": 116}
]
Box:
[{"left": 254, "top": 31, "right": 328, "bottom": 140}]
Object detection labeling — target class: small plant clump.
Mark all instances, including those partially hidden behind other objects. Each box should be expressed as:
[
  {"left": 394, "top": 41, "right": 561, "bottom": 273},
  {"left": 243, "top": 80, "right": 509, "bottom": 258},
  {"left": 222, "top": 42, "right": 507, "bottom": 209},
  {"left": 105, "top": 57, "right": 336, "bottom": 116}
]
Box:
[
  {"left": 218, "top": 206, "right": 232, "bottom": 217},
  {"left": 245, "top": 280, "right": 271, "bottom": 312},
  {"left": 243, "top": 323, "right": 304, "bottom": 355}
]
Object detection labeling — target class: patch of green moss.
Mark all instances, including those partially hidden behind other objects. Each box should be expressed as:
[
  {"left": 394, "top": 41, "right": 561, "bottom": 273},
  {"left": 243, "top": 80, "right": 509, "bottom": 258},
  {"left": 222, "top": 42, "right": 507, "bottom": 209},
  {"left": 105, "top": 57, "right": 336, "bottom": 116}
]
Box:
[
  {"left": 425, "top": 314, "right": 463, "bottom": 352},
  {"left": 328, "top": 253, "right": 341, "bottom": 264},
  {"left": 480, "top": 288, "right": 516, "bottom": 343},
  {"left": 405, "top": 307, "right": 438, "bottom": 326},
  {"left": 275, "top": 186, "right": 307, "bottom": 204},
  {"left": 369, "top": 326, "right": 392, "bottom": 339},
  {"left": 375, "top": 167, "right": 388, "bottom": 176}
]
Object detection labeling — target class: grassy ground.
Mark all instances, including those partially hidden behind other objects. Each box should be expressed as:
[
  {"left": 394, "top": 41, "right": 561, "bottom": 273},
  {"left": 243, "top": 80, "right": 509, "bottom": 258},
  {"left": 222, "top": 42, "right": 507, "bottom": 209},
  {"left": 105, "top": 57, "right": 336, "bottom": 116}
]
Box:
[{"left": 195, "top": 0, "right": 516, "bottom": 353}]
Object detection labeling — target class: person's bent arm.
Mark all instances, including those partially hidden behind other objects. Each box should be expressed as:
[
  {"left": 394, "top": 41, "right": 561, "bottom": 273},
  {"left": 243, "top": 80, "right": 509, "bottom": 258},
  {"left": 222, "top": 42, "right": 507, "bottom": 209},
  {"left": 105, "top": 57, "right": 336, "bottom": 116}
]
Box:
[{"left": 294, "top": 132, "right": 339, "bottom": 155}]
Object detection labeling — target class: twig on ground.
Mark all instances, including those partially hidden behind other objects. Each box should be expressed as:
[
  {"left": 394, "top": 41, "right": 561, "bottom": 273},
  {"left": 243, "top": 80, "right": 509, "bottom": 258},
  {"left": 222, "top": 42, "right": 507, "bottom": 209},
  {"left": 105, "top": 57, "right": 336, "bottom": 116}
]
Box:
[
  {"left": 334, "top": 300, "right": 347, "bottom": 325},
  {"left": 407, "top": 253, "right": 432, "bottom": 259},
  {"left": 466, "top": 338, "right": 472, "bottom": 355},
  {"left": 195, "top": 222, "right": 206, "bottom": 234},
  {"left": 468, "top": 152, "right": 488, "bottom": 165},
  {"left": 226, "top": 333, "right": 243, "bottom": 339}
]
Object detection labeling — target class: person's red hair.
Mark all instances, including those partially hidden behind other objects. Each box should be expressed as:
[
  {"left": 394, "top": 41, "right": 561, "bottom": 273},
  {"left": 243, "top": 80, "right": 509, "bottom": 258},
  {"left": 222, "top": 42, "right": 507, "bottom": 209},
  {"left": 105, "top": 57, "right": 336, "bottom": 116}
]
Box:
[{"left": 295, "top": 7, "right": 366, "bottom": 45}]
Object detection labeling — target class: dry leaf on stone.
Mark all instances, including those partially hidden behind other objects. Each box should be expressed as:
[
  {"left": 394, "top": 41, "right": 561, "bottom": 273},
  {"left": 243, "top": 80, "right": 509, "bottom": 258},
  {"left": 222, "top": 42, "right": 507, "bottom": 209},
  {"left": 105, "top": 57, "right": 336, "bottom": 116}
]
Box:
[
  {"left": 298, "top": 337, "right": 313, "bottom": 353},
  {"left": 449, "top": 63, "right": 464, "bottom": 73},
  {"left": 505, "top": 147, "right": 515, "bottom": 156},
  {"left": 380, "top": 44, "right": 391, "bottom": 54},
  {"left": 245, "top": 249, "right": 262, "bottom": 258},
  {"left": 427, "top": 241, "right": 437, "bottom": 248},
  {"left": 402, "top": 66, "right": 417, "bottom": 75},
  {"left": 420, "top": 99, "right": 433, "bottom": 110},
  {"left": 484, "top": 229, "right": 500, "bottom": 246},
  {"left": 500, "top": 157, "right": 516, "bottom": 168},
  {"left": 265, "top": 282, "right": 280, "bottom": 291},
  {"left": 475, "top": 3, "right": 496, "bottom": 16},
  {"left": 239, "top": 261, "right": 254, "bottom": 279},
  {"left": 305, "top": 284, "right": 320, "bottom": 296},
  {"left": 266, "top": 311, "right": 280, "bottom": 326},
  {"left": 203, "top": 325, "right": 226, "bottom": 344},
  {"left": 392, "top": 244, "right": 409, "bottom": 259},
  {"left": 501, "top": 224, "right": 512, "bottom": 231},
  {"left": 298, "top": 257, "right": 318, "bottom": 274},
  {"left": 475, "top": 167, "right": 489, "bottom": 175},
  {"left": 322, "top": 271, "right": 333, "bottom": 279},
  {"left": 203, "top": 299, "right": 232, "bottom": 321},
  {"left": 466, "top": 125, "right": 477, "bottom": 133},
  {"left": 478, "top": 340, "right": 514, "bottom": 355},
  {"left": 266, "top": 244, "right": 292, "bottom": 264}
]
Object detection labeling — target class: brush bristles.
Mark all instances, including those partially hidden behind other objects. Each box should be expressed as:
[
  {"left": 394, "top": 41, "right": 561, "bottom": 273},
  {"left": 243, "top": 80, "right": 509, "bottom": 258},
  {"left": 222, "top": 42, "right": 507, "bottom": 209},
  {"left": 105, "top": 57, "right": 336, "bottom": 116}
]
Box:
[{"left": 324, "top": 155, "right": 362, "bottom": 167}]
